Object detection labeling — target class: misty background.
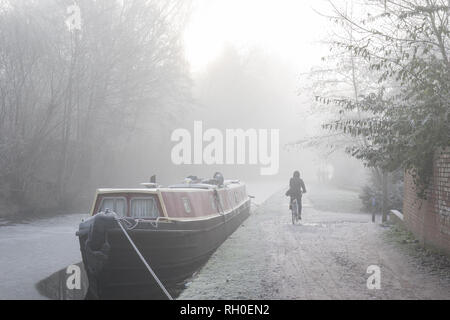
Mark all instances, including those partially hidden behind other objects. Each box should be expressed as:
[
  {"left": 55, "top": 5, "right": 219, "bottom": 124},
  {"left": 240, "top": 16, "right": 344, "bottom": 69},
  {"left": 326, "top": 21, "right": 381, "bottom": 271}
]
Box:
[
  {"left": 0, "top": 0, "right": 397, "bottom": 217},
  {"left": 1, "top": 0, "right": 449, "bottom": 301}
]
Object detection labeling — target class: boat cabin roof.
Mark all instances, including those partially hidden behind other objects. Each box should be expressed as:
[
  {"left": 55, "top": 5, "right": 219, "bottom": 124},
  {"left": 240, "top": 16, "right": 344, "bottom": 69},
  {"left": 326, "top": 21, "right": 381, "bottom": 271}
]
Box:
[
  {"left": 91, "top": 180, "right": 247, "bottom": 218},
  {"left": 95, "top": 180, "right": 243, "bottom": 195}
]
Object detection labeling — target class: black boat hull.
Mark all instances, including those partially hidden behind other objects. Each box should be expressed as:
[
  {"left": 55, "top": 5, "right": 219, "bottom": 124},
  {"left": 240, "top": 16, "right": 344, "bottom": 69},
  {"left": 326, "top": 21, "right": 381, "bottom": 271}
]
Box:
[{"left": 79, "top": 199, "right": 251, "bottom": 299}]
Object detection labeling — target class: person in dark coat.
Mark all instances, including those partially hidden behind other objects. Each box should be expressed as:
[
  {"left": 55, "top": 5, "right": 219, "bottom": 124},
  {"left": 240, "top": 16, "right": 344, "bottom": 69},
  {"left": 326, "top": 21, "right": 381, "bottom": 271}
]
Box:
[{"left": 289, "top": 171, "right": 307, "bottom": 218}]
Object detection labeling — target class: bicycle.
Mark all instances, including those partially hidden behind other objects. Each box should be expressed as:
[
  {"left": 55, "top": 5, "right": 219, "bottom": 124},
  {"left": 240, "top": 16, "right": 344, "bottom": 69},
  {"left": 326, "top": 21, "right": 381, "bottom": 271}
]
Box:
[{"left": 291, "top": 199, "right": 300, "bottom": 225}]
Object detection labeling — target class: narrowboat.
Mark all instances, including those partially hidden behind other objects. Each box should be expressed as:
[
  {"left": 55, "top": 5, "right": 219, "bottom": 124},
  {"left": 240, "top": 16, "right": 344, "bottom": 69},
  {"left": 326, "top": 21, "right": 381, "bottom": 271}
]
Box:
[{"left": 77, "top": 175, "right": 251, "bottom": 299}]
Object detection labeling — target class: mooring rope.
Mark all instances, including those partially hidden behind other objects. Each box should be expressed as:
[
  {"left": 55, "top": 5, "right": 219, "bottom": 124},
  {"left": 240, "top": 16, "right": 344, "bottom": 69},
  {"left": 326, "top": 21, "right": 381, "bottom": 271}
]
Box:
[
  {"left": 213, "top": 189, "right": 225, "bottom": 215},
  {"left": 115, "top": 217, "right": 173, "bottom": 300}
]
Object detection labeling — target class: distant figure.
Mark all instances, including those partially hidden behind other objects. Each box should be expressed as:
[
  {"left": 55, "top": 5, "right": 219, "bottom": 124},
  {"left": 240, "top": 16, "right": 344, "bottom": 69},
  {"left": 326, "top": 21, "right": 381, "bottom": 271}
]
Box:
[
  {"left": 289, "top": 171, "right": 307, "bottom": 218},
  {"left": 203, "top": 172, "right": 224, "bottom": 187},
  {"left": 213, "top": 172, "right": 224, "bottom": 186}
]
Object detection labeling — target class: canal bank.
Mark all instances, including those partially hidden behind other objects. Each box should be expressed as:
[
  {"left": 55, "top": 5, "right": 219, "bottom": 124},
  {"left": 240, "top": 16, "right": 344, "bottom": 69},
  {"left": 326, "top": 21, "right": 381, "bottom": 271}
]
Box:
[
  {"left": 2, "top": 182, "right": 449, "bottom": 300},
  {"left": 179, "top": 186, "right": 450, "bottom": 300}
]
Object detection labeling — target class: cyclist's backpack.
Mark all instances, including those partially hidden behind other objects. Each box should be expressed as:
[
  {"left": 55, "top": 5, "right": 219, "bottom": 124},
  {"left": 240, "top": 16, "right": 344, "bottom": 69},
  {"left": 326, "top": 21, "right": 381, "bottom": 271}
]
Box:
[{"left": 285, "top": 188, "right": 292, "bottom": 197}]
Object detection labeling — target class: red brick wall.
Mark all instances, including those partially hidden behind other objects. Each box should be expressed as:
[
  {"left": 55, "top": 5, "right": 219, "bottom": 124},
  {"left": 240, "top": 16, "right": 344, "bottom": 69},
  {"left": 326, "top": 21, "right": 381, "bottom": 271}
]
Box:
[{"left": 403, "top": 148, "right": 450, "bottom": 255}]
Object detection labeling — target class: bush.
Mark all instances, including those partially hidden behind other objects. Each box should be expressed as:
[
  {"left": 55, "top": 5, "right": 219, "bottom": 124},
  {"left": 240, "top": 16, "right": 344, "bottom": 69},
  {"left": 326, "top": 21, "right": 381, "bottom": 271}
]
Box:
[{"left": 360, "top": 170, "right": 404, "bottom": 212}]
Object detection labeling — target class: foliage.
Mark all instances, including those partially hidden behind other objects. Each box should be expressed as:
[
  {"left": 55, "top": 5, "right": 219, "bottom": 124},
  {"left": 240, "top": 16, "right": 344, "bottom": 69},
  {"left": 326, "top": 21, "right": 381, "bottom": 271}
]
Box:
[
  {"left": 319, "top": 0, "right": 450, "bottom": 198},
  {"left": 360, "top": 169, "right": 404, "bottom": 211}
]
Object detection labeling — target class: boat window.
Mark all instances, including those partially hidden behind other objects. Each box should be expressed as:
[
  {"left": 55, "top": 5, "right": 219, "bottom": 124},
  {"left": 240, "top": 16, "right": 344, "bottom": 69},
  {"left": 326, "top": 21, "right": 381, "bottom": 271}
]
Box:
[
  {"left": 182, "top": 198, "right": 192, "bottom": 214},
  {"left": 99, "top": 197, "right": 126, "bottom": 216},
  {"left": 131, "top": 198, "right": 159, "bottom": 219}
]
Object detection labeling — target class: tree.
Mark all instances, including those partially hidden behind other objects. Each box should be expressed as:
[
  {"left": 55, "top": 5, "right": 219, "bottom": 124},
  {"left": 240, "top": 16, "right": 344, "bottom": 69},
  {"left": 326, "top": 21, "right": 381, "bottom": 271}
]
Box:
[
  {"left": 318, "top": 0, "right": 449, "bottom": 202},
  {"left": 297, "top": 3, "right": 394, "bottom": 220},
  {"left": 0, "top": 0, "right": 193, "bottom": 213}
]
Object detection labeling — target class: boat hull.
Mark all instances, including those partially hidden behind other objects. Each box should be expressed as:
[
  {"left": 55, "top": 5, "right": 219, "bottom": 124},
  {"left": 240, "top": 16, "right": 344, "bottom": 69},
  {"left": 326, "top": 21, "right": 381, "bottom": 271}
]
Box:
[{"left": 79, "top": 199, "right": 251, "bottom": 299}]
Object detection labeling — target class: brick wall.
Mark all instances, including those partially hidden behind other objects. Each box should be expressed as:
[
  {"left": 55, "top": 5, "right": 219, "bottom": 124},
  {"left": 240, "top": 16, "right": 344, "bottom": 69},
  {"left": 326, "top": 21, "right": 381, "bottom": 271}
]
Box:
[{"left": 403, "top": 148, "right": 450, "bottom": 255}]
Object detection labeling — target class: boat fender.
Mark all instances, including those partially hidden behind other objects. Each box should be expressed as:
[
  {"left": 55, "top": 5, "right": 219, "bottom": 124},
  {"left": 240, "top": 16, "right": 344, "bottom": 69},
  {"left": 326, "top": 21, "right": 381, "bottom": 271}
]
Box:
[{"left": 81, "top": 212, "right": 116, "bottom": 275}]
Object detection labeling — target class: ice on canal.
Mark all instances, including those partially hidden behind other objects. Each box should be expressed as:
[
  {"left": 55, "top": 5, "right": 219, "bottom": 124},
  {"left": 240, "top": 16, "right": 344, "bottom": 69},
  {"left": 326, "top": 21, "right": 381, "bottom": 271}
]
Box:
[{"left": 0, "top": 213, "right": 89, "bottom": 299}]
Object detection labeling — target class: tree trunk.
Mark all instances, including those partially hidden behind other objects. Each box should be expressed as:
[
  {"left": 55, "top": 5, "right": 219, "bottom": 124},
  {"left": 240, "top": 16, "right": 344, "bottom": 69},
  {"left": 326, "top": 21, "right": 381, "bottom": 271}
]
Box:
[{"left": 382, "top": 171, "right": 388, "bottom": 223}]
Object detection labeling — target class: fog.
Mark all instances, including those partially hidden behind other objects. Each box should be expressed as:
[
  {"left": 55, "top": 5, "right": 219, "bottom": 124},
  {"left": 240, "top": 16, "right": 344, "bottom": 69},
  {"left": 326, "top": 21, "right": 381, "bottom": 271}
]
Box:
[
  {"left": 0, "top": 0, "right": 377, "bottom": 215},
  {"left": 156, "top": 0, "right": 369, "bottom": 189},
  {"left": 1, "top": 0, "right": 449, "bottom": 302}
]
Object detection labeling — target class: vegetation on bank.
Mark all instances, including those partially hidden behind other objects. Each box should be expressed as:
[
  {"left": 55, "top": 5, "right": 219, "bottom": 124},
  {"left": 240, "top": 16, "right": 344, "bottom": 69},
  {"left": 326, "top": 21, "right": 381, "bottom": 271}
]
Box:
[
  {"left": 317, "top": 1, "right": 449, "bottom": 199},
  {"left": 385, "top": 225, "right": 450, "bottom": 276}
]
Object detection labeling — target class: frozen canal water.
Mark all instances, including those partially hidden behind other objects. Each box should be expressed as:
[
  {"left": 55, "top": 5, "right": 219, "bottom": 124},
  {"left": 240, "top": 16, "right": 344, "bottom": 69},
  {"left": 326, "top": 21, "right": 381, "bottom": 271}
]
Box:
[
  {"left": 0, "top": 213, "right": 89, "bottom": 299},
  {"left": 0, "top": 181, "right": 281, "bottom": 300}
]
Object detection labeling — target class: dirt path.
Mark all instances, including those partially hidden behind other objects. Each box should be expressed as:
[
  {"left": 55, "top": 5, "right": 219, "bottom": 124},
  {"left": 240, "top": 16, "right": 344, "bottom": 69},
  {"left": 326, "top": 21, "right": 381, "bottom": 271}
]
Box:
[{"left": 179, "top": 186, "right": 450, "bottom": 300}]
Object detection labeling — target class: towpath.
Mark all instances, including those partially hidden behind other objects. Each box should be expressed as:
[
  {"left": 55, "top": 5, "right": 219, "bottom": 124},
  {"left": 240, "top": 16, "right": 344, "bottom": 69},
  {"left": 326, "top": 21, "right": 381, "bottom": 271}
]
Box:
[{"left": 179, "top": 184, "right": 450, "bottom": 300}]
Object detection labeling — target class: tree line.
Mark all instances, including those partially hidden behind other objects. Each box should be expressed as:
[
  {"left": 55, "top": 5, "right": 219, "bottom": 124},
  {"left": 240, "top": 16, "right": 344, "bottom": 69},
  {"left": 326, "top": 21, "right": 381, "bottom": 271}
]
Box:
[{"left": 0, "top": 0, "right": 192, "bottom": 215}]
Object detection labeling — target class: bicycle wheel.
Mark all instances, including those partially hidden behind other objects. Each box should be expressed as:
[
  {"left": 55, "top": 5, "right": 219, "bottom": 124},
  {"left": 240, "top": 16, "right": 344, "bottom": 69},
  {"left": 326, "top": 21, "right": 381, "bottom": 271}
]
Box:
[{"left": 291, "top": 200, "right": 298, "bottom": 225}]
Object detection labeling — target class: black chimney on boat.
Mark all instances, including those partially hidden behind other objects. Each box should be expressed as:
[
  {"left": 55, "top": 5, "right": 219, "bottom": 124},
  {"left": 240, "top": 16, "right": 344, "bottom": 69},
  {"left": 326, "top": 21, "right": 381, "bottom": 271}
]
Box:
[{"left": 140, "top": 175, "right": 158, "bottom": 188}]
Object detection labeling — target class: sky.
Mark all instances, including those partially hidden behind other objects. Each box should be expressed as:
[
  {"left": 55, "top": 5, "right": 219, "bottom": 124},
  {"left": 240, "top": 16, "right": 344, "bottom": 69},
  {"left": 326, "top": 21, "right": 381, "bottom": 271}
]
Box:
[
  {"left": 184, "top": 0, "right": 332, "bottom": 73},
  {"left": 178, "top": 0, "right": 353, "bottom": 182}
]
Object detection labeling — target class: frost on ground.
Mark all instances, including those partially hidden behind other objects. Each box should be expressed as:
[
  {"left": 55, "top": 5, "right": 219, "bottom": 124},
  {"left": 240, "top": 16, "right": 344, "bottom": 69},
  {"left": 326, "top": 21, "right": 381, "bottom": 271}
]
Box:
[{"left": 179, "top": 185, "right": 450, "bottom": 300}]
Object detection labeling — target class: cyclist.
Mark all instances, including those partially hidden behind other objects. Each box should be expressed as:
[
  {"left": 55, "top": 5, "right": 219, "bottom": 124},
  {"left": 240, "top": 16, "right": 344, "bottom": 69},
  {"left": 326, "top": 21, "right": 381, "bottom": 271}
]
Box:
[{"left": 288, "top": 171, "right": 307, "bottom": 219}]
